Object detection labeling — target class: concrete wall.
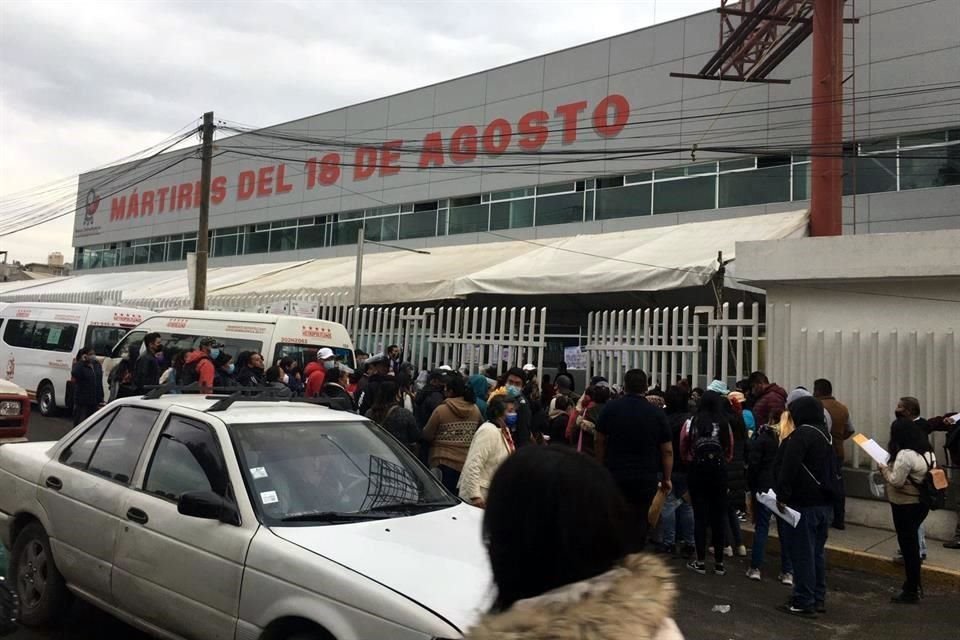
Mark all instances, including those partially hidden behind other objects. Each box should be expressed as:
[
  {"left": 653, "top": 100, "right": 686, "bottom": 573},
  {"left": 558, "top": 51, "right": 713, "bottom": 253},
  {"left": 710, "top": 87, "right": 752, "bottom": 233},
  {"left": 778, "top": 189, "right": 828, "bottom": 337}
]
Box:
[{"left": 74, "top": 0, "right": 960, "bottom": 253}]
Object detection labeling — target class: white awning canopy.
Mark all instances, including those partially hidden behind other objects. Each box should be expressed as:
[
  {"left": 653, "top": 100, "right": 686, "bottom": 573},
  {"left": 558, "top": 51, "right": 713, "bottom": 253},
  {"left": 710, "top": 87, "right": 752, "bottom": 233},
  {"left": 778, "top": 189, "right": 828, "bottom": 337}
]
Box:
[{"left": 4, "top": 210, "right": 807, "bottom": 306}]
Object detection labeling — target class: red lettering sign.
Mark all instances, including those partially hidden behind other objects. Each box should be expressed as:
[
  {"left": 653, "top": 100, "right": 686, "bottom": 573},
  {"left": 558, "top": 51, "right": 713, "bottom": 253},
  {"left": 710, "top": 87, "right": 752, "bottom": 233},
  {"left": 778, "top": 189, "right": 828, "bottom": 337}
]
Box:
[
  {"left": 518, "top": 110, "right": 549, "bottom": 151},
  {"left": 419, "top": 132, "right": 445, "bottom": 168},
  {"left": 237, "top": 171, "right": 256, "bottom": 200},
  {"left": 211, "top": 176, "right": 227, "bottom": 204},
  {"left": 450, "top": 125, "right": 479, "bottom": 164},
  {"left": 354, "top": 148, "right": 378, "bottom": 181},
  {"left": 592, "top": 94, "right": 629, "bottom": 138},
  {"left": 482, "top": 118, "right": 513, "bottom": 155},
  {"left": 276, "top": 164, "right": 294, "bottom": 194},
  {"left": 380, "top": 140, "right": 403, "bottom": 177},
  {"left": 555, "top": 100, "right": 588, "bottom": 145}
]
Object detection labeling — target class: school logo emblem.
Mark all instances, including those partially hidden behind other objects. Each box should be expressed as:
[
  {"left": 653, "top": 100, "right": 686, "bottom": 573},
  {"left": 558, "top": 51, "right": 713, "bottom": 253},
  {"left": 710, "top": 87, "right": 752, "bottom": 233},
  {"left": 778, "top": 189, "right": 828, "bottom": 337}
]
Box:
[{"left": 84, "top": 188, "right": 100, "bottom": 226}]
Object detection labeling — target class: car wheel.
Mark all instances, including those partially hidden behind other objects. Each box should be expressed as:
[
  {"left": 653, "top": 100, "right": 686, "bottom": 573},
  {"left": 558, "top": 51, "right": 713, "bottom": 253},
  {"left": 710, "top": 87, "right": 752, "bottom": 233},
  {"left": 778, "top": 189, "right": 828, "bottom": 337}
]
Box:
[
  {"left": 37, "top": 383, "right": 56, "bottom": 417},
  {"left": 9, "top": 522, "right": 70, "bottom": 627}
]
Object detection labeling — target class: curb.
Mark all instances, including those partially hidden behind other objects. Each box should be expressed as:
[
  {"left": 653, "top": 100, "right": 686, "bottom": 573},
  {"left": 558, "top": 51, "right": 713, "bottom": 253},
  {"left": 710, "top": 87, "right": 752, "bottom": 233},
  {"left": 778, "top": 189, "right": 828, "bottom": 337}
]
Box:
[{"left": 741, "top": 529, "right": 960, "bottom": 592}]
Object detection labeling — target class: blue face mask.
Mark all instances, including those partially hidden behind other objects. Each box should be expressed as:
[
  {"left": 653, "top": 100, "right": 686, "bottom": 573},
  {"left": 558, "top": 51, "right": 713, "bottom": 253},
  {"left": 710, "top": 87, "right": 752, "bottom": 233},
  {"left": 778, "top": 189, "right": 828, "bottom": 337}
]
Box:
[
  {"left": 210, "top": 348, "right": 221, "bottom": 360},
  {"left": 506, "top": 385, "right": 523, "bottom": 398},
  {"left": 505, "top": 412, "right": 518, "bottom": 428},
  {"left": 225, "top": 363, "right": 235, "bottom": 375}
]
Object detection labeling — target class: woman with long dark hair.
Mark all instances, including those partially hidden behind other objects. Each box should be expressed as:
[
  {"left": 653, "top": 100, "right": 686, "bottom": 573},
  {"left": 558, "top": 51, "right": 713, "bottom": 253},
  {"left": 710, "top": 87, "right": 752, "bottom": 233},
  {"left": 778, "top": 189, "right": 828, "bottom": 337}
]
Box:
[
  {"left": 459, "top": 396, "right": 516, "bottom": 508},
  {"left": 881, "top": 398, "right": 936, "bottom": 604},
  {"left": 467, "top": 446, "right": 683, "bottom": 640},
  {"left": 365, "top": 379, "right": 420, "bottom": 452},
  {"left": 422, "top": 374, "right": 483, "bottom": 492},
  {"left": 680, "top": 390, "right": 734, "bottom": 576}
]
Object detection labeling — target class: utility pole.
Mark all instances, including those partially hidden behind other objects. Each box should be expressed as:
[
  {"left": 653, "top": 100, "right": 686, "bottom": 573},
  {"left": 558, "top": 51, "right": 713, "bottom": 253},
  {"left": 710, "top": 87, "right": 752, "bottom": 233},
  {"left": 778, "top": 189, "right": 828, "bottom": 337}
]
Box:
[
  {"left": 809, "top": 0, "right": 844, "bottom": 236},
  {"left": 193, "top": 111, "right": 214, "bottom": 310},
  {"left": 352, "top": 224, "right": 365, "bottom": 334}
]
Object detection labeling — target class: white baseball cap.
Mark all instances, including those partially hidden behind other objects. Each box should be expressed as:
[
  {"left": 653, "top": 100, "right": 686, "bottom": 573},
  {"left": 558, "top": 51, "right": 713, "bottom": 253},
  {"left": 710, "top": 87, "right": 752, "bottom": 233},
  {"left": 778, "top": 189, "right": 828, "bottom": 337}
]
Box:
[
  {"left": 317, "top": 347, "right": 335, "bottom": 360},
  {"left": 437, "top": 364, "right": 453, "bottom": 372},
  {"left": 522, "top": 363, "right": 537, "bottom": 372}
]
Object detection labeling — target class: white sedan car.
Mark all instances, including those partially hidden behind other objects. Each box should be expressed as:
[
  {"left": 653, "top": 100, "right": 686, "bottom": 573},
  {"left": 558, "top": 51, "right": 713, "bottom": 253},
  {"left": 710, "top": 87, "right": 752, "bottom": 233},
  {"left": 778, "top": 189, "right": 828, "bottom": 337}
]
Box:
[{"left": 0, "top": 394, "right": 491, "bottom": 640}]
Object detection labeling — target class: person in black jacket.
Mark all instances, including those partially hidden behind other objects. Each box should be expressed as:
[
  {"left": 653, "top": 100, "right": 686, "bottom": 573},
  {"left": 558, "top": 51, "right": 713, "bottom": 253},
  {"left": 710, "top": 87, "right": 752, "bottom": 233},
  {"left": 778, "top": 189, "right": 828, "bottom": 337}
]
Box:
[
  {"left": 319, "top": 367, "right": 357, "bottom": 412},
  {"left": 71, "top": 346, "right": 104, "bottom": 425},
  {"left": 775, "top": 395, "right": 834, "bottom": 617},
  {"left": 237, "top": 352, "right": 266, "bottom": 387},
  {"left": 746, "top": 421, "right": 794, "bottom": 582},
  {"left": 133, "top": 332, "right": 163, "bottom": 394}
]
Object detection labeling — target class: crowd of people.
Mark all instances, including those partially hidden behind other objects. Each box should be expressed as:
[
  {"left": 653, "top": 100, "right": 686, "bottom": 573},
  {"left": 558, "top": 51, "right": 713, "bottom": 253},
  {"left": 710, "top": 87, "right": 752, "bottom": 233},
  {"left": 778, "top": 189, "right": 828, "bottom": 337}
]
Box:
[{"left": 70, "top": 334, "right": 959, "bottom": 624}]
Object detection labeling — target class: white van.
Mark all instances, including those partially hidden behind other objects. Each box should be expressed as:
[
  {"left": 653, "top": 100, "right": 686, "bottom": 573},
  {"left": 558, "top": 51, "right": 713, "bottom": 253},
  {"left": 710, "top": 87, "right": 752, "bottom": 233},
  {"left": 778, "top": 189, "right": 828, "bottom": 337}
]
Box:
[
  {"left": 110, "top": 310, "right": 356, "bottom": 377},
  {"left": 0, "top": 303, "right": 154, "bottom": 415}
]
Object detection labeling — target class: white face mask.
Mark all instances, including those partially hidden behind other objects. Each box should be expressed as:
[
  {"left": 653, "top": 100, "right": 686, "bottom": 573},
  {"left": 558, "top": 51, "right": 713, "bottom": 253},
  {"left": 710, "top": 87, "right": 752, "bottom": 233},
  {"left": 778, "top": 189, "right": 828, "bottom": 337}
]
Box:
[{"left": 282, "top": 374, "right": 290, "bottom": 385}]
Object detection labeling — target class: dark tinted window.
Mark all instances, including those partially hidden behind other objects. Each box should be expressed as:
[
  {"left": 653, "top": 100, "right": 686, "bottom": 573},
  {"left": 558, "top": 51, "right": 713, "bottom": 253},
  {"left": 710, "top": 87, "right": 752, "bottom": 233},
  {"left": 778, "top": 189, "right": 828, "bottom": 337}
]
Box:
[
  {"left": 145, "top": 416, "right": 227, "bottom": 501},
  {"left": 86, "top": 326, "right": 128, "bottom": 357},
  {"left": 4, "top": 319, "right": 78, "bottom": 351},
  {"left": 60, "top": 411, "right": 116, "bottom": 470},
  {"left": 85, "top": 407, "right": 160, "bottom": 485}
]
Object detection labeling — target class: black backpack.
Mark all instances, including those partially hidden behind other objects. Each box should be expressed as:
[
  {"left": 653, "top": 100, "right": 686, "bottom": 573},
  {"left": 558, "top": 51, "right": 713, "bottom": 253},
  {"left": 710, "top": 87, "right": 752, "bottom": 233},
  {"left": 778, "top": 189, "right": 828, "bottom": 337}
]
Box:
[
  {"left": 908, "top": 454, "right": 948, "bottom": 511},
  {"left": 179, "top": 355, "right": 211, "bottom": 388},
  {"left": 690, "top": 419, "right": 725, "bottom": 471},
  {"left": 799, "top": 424, "right": 843, "bottom": 500}
]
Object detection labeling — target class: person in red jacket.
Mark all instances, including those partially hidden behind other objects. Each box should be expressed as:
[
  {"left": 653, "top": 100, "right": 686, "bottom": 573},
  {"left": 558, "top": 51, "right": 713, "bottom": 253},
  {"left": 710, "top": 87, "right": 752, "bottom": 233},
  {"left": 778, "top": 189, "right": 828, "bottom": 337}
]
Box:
[
  {"left": 748, "top": 371, "right": 788, "bottom": 427},
  {"left": 304, "top": 347, "right": 337, "bottom": 398},
  {"left": 182, "top": 337, "right": 220, "bottom": 394}
]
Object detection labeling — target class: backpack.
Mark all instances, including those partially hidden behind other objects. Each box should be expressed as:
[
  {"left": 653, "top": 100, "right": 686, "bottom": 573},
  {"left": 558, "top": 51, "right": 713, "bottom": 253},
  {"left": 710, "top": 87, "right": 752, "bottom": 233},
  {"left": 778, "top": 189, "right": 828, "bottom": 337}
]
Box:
[
  {"left": 690, "top": 419, "right": 725, "bottom": 471},
  {"left": 799, "top": 424, "right": 843, "bottom": 500},
  {"left": 908, "top": 454, "right": 948, "bottom": 511},
  {"left": 179, "top": 355, "right": 211, "bottom": 388}
]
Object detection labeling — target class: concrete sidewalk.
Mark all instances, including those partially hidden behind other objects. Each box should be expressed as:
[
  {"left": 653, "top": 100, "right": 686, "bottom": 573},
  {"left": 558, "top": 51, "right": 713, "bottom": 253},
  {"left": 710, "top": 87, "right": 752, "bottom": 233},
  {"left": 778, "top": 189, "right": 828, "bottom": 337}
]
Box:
[{"left": 742, "top": 520, "right": 960, "bottom": 591}]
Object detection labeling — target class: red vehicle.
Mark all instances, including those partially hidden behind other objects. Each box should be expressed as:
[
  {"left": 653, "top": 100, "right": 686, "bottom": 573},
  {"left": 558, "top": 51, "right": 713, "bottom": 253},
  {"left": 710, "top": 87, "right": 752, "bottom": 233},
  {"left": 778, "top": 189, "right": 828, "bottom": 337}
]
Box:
[{"left": 0, "top": 378, "right": 30, "bottom": 442}]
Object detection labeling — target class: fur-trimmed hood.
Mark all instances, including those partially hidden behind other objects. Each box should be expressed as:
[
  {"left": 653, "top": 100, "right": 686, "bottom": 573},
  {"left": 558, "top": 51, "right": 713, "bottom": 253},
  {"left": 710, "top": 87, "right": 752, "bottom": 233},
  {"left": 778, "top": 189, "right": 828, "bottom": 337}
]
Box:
[{"left": 465, "top": 553, "right": 683, "bottom": 640}]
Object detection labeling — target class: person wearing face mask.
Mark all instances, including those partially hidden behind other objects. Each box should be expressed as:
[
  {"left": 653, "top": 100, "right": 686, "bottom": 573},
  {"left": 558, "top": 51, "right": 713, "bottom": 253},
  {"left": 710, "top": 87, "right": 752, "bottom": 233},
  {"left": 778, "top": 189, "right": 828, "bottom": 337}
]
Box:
[
  {"left": 181, "top": 337, "right": 221, "bottom": 394},
  {"left": 264, "top": 365, "right": 293, "bottom": 398},
  {"left": 214, "top": 352, "right": 237, "bottom": 388},
  {"left": 71, "top": 345, "right": 104, "bottom": 425},
  {"left": 304, "top": 347, "right": 337, "bottom": 398},
  {"left": 133, "top": 332, "right": 163, "bottom": 394},
  {"left": 459, "top": 396, "right": 517, "bottom": 508},
  {"left": 495, "top": 367, "right": 534, "bottom": 448}
]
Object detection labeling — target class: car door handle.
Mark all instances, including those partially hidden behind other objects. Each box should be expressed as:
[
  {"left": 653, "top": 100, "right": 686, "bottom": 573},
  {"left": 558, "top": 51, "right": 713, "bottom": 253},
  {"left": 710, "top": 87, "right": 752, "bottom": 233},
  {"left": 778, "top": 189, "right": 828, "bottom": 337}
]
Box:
[
  {"left": 126, "top": 508, "right": 149, "bottom": 525},
  {"left": 45, "top": 476, "right": 63, "bottom": 491}
]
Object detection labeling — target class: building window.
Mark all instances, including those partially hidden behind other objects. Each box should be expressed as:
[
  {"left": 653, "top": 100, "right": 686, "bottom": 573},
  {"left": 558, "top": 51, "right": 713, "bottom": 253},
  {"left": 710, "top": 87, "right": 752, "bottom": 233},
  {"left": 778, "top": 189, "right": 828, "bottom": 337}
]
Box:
[
  {"left": 399, "top": 209, "right": 438, "bottom": 239},
  {"left": 595, "top": 183, "right": 652, "bottom": 220},
  {"left": 654, "top": 175, "right": 716, "bottom": 214},
  {"left": 719, "top": 163, "right": 790, "bottom": 208},
  {"left": 244, "top": 225, "right": 270, "bottom": 254},
  {"left": 490, "top": 199, "right": 534, "bottom": 230},
  {"left": 899, "top": 141, "right": 960, "bottom": 191},
  {"left": 365, "top": 215, "right": 400, "bottom": 242},
  {"left": 269, "top": 225, "right": 297, "bottom": 253},
  {"left": 535, "top": 192, "right": 583, "bottom": 226},
  {"left": 332, "top": 219, "right": 362, "bottom": 246},
  {"left": 448, "top": 197, "right": 489, "bottom": 234},
  {"left": 297, "top": 219, "right": 326, "bottom": 249}
]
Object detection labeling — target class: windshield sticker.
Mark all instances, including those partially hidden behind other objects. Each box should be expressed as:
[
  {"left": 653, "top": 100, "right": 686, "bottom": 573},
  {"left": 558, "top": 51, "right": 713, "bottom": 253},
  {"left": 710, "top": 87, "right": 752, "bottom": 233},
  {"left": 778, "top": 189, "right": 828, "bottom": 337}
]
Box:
[
  {"left": 250, "top": 466, "right": 268, "bottom": 479},
  {"left": 260, "top": 490, "right": 279, "bottom": 505}
]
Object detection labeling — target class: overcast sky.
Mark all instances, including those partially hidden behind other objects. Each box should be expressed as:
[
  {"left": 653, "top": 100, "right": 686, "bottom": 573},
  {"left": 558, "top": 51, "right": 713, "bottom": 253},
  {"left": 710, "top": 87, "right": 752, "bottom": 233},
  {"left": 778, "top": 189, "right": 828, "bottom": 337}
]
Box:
[{"left": 0, "top": 0, "right": 717, "bottom": 265}]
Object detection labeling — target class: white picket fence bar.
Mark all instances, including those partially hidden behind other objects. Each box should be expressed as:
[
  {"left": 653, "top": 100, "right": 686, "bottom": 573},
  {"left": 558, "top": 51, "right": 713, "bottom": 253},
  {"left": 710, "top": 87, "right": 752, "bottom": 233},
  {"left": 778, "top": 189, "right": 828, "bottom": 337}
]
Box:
[
  {"left": 584, "top": 302, "right": 762, "bottom": 390},
  {"left": 766, "top": 303, "right": 959, "bottom": 468}
]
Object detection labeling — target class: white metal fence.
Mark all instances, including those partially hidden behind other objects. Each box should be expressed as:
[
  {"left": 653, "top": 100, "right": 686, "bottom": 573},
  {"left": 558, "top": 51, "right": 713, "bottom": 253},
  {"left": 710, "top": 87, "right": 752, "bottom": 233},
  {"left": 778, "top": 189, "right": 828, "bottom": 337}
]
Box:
[
  {"left": 350, "top": 305, "right": 547, "bottom": 375},
  {"left": 584, "top": 302, "right": 762, "bottom": 390},
  {"left": 0, "top": 290, "right": 124, "bottom": 306},
  {"left": 766, "top": 303, "right": 959, "bottom": 468}
]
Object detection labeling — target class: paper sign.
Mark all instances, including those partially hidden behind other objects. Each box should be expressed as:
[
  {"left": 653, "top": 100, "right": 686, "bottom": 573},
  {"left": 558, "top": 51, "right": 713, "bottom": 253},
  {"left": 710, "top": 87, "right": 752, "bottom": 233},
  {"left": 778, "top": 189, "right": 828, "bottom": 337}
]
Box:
[
  {"left": 563, "top": 346, "right": 588, "bottom": 370},
  {"left": 250, "top": 467, "right": 268, "bottom": 479},
  {"left": 260, "top": 490, "right": 279, "bottom": 505},
  {"left": 853, "top": 433, "right": 890, "bottom": 466},
  {"left": 757, "top": 489, "right": 801, "bottom": 528}
]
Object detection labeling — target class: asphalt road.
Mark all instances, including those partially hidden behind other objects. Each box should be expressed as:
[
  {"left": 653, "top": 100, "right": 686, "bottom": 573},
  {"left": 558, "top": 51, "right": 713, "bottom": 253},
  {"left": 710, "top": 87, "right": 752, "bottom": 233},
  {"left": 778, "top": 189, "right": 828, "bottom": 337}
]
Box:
[{"left": 9, "top": 413, "right": 960, "bottom": 639}]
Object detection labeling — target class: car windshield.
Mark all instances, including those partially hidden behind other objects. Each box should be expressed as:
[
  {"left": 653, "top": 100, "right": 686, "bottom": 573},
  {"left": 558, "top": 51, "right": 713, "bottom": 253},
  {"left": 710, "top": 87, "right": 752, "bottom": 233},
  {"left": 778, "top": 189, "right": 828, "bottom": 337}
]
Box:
[{"left": 230, "top": 420, "right": 457, "bottom": 525}]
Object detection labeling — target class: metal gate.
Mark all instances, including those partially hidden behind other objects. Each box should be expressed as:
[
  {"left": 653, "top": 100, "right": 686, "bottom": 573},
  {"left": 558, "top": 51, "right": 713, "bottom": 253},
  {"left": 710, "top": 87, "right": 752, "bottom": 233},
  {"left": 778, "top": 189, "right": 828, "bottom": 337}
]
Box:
[{"left": 583, "top": 302, "right": 762, "bottom": 389}]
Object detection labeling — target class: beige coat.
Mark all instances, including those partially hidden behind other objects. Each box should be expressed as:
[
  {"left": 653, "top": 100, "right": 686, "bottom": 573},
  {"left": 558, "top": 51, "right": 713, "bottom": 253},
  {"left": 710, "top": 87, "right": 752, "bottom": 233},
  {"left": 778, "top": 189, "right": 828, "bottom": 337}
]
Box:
[
  {"left": 458, "top": 421, "right": 512, "bottom": 502},
  {"left": 882, "top": 449, "right": 935, "bottom": 505},
  {"left": 465, "top": 554, "right": 684, "bottom": 640}
]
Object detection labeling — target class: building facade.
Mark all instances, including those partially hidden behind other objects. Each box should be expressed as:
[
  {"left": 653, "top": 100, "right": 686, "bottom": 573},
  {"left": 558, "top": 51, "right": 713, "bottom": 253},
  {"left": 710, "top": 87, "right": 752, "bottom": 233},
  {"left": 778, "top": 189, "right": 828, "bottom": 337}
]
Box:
[{"left": 73, "top": 0, "right": 960, "bottom": 272}]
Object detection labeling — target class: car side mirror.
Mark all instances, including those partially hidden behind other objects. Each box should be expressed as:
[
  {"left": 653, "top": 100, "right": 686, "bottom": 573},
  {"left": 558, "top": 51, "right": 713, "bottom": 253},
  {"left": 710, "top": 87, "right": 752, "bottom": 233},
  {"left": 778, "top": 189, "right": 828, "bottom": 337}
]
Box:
[{"left": 178, "top": 491, "right": 240, "bottom": 526}]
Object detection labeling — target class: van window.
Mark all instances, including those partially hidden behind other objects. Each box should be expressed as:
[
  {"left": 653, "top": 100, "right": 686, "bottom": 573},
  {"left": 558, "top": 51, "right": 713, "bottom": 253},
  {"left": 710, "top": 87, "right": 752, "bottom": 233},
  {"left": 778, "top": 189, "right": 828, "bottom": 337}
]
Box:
[
  {"left": 112, "top": 331, "right": 263, "bottom": 362},
  {"left": 86, "top": 326, "right": 129, "bottom": 357},
  {"left": 3, "top": 319, "right": 78, "bottom": 352},
  {"left": 274, "top": 343, "right": 355, "bottom": 371},
  {"left": 112, "top": 330, "right": 146, "bottom": 359}
]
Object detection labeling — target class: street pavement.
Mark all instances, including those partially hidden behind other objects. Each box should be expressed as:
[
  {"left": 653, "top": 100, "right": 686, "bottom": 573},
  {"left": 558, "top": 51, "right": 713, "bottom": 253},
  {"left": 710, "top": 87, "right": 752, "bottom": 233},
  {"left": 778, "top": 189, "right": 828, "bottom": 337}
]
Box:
[{"left": 9, "top": 413, "right": 960, "bottom": 639}]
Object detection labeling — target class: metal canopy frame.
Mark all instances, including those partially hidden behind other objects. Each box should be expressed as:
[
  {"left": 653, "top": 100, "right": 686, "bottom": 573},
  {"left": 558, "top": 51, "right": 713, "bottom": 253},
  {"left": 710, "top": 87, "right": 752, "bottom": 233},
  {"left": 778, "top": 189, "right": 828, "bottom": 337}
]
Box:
[{"left": 670, "top": 0, "right": 855, "bottom": 84}]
